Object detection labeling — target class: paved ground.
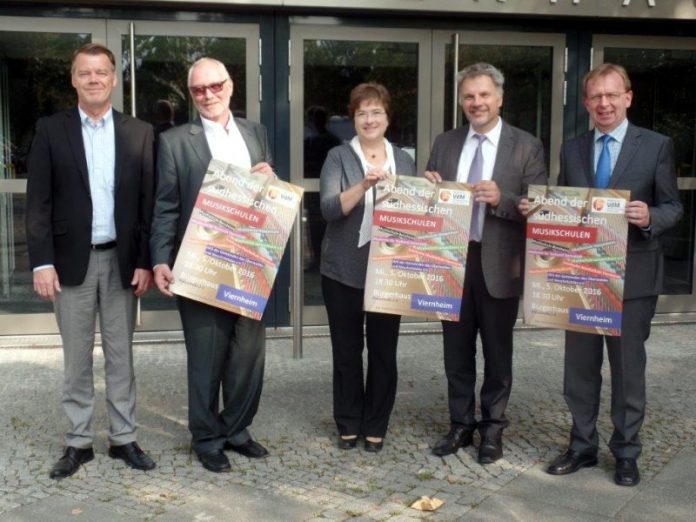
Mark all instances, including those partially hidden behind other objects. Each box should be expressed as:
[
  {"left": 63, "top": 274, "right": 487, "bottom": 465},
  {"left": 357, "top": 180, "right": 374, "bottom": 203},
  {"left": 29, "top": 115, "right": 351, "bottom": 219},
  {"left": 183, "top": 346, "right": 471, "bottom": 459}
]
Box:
[{"left": 0, "top": 323, "right": 694, "bottom": 521}]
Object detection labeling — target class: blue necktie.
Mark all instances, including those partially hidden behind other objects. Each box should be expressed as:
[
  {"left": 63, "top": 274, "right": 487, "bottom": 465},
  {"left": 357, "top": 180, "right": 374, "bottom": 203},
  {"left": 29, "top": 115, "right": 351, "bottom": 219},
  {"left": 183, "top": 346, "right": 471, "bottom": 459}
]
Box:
[
  {"left": 468, "top": 134, "right": 484, "bottom": 242},
  {"left": 595, "top": 134, "right": 612, "bottom": 189}
]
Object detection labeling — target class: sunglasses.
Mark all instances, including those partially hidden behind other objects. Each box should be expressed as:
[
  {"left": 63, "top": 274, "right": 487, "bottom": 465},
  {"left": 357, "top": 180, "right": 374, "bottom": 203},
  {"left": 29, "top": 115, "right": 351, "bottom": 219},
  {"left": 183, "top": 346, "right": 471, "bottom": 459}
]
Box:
[{"left": 189, "top": 78, "right": 228, "bottom": 97}]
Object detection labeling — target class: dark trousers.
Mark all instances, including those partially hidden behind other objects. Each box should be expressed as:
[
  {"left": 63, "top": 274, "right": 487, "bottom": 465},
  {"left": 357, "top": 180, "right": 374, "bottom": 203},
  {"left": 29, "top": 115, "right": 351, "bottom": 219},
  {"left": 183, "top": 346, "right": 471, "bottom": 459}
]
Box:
[
  {"left": 564, "top": 295, "right": 657, "bottom": 460},
  {"left": 441, "top": 243, "right": 519, "bottom": 437},
  {"left": 322, "top": 276, "right": 401, "bottom": 438},
  {"left": 177, "top": 297, "right": 266, "bottom": 455}
]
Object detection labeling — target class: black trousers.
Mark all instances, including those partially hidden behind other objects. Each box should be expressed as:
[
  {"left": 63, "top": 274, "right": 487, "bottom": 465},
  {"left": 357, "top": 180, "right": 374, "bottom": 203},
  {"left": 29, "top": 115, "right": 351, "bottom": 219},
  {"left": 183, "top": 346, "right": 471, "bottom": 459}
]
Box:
[
  {"left": 441, "top": 243, "right": 519, "bottom": 437},
  {"left": 177, "top": 297, "right": 266, "bottom": 455},
  {"left": 322, "top": 276, "right": 401, "bottom": 438},
  {"left": 564, "top": 295, "right": 657, "bottom": 460}
]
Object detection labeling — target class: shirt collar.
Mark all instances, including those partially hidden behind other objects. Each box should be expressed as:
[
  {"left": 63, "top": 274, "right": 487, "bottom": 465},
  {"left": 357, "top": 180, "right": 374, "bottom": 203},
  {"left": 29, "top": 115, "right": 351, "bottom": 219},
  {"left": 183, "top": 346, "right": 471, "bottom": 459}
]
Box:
[
  {"left": 201, "top": 111, "right": 234, "bottom": 133},
  {"left": 467, "top": 116, "right": 503, "bottom": 147},
  {"left": 78, "top": 106, "right": 113, "bottom": 128},
  {"left": 594, "top": 118, "right": 629, "bottom": 144}
]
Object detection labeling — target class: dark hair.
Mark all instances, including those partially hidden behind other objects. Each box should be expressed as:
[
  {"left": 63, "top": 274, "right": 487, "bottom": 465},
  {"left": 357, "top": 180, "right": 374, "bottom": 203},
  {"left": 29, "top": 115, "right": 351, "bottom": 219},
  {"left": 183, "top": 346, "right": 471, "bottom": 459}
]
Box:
[
  {"left": 348, "top": 83, "right": 391, "bottom": 119},
  {"left": 71, "top": 43, "right": 116, "bottom": 73},
  {"left": 583, "top": 63, "right": 632, "bottom": 96}
]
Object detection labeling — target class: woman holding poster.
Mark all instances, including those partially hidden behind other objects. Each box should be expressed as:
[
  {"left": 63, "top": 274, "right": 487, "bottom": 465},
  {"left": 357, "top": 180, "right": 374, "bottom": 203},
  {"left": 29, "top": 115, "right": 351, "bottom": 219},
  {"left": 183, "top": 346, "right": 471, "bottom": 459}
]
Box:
[{"left": 319, "top": 83, "right": 416, "bottom": 452}]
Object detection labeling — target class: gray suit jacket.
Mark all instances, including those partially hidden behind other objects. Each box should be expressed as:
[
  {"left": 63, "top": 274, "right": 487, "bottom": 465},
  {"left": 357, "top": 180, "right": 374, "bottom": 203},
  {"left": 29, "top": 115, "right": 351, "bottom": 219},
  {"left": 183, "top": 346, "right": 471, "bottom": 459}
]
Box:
[
  {"left": 150, "top": 117, "right": 272, "bottom": 266},
  {"left": 558, "top": 123, "right": 682, "bottom": 299},
  {"left": 320, "top": 143, "right": 416, "bottom": 289},
  {"left": 426, "top": 121, "right": 548, "bottom": 298}
]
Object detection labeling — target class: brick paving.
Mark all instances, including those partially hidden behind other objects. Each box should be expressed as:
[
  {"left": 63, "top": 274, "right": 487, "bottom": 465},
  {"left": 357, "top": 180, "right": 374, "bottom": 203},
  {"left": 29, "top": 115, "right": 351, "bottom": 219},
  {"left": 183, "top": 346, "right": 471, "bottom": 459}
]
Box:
[{"left": 0, "top": 324, "right": 694, "bottom": 520}]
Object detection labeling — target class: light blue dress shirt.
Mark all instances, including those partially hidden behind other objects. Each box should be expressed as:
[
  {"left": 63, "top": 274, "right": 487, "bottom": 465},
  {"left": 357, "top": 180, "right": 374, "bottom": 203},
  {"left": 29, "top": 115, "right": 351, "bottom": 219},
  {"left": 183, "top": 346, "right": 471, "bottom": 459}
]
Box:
[
  {"left": 593, "top": 118, "right": 629, "bottom": 177},
  {"left": 79, "top": 106, "right": 116, "bottom": 244}
]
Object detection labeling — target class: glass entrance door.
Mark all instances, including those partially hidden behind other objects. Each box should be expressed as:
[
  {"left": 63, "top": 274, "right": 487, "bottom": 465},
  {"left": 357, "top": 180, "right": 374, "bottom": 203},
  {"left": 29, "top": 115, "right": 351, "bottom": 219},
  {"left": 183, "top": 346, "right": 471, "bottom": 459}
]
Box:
[
  {"left": 288, "top": 24, "right": 432, "bottom": 325},
  {"left": 593, "top": 35, "right": 696, "bottom": 312},
  {"left": 106, "top": 20, "right": 261, "bottom": 331},
  {"left": 0, "top": 16, "right": 106, "bottom": 335}
]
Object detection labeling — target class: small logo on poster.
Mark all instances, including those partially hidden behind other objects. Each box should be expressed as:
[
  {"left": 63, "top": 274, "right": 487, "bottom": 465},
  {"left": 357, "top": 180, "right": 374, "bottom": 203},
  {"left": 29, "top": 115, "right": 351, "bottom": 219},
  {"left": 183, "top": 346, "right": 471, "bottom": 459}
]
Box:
[
  {"left": 591, "top": 197, "right": 625, "bottom": 214},
  {"left": 439, "top": 189, "right": 471, "bottom": 206},
  {"left": 266, "top": 186, "right": 298, "bottom": 208}
]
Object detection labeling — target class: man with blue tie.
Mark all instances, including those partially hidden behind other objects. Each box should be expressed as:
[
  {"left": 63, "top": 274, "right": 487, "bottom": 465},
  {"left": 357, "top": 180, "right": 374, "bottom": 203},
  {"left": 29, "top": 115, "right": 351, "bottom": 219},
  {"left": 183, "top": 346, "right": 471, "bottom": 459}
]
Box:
[
  {"left": 26, "top": 43, "right": 156, "bottom": 478},
  {"left": 546, "top": 63, "right": 682, "bottom": 486},
  {"left": 424, "top": 63, "right": 547, "bottom": 464}
]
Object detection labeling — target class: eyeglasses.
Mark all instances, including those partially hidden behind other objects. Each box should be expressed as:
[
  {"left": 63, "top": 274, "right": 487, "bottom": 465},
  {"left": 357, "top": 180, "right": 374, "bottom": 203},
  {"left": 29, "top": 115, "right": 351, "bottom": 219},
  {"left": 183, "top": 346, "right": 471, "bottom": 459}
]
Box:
[
  {"left": 587, "top": 92, "right": 626, "bottom": 104},
  {"left": 189, "top": 78, "right": 228, "bottom": 97},
  {"left": 355, "top": 109, "right": 387, "bottom": 120}
]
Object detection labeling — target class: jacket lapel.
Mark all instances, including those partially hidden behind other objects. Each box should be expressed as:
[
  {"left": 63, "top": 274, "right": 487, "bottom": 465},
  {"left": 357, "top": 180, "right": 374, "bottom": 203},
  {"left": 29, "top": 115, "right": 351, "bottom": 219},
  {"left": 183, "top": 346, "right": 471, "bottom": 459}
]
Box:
[
  {"left": 445, "top": 126, "right": 468, "bottom": 181},
  {"left": 609, "top": 123, "right": 640, "bottom": 189},
  {"left": 188, "top": 118, "right": 212, "bottom": 169},
  {"left": 235, "top": 117, "right": 261, "bottom": 165},
  {"left": 65, "top": 107, "right": 90, "bottom": 192},
  {"left": 580, "top": 131, "right": 595, "bottom": 187},
  {"left": 491, "top": 122, "right": 513, "bottom": 183}
]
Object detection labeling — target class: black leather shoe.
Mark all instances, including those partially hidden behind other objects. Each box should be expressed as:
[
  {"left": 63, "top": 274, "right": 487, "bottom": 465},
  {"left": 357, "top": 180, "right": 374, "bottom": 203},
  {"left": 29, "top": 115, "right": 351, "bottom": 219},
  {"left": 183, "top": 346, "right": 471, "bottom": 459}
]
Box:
[
  {"left": 224, "top": 439, "right": 269, "bottom": 459},
  {"left": 615, "top": 458, "right": 640, "bottom": 486},
  {"left": 198, "top": 449, "right": 231, "bottom": 472},
  {"left": 478, "top": 433, "right": 503, "bottom": 464},
  {"left": 364, "top": 438, "right": 383, "bottom": 453},
  {"left": 49, "top": 447, "right": 94, "bottom": 479},
  {"left": 108, "top": 442, "right": 156, "bottom": 471},
  {"left": 546, "top": 450, "right": 598, "bottom": 475},
  {"left": 337, "top": 436, "right": 358, "bottom": 450},
  {"left": 432, "top": 426, "right": 474, "bottom": 457}
]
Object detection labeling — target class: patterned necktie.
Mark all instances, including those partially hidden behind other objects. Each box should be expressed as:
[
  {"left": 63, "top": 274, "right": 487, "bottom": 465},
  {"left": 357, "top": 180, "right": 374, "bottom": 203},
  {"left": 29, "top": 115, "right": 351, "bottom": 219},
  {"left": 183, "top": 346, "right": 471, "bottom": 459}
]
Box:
[
  {"left": 468, "top": 134, "right": 485, "bottom": 242},
  {"left": 595, "top": 134, "right": 612, "bottom": 189}
]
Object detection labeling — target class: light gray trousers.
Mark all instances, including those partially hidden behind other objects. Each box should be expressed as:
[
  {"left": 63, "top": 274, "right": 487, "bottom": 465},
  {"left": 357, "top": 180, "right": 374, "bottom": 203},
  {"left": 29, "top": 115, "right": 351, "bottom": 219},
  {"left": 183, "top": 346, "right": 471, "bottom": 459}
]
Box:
[{"left": 54, "top": 248, "right": 137, "bottom": 448}]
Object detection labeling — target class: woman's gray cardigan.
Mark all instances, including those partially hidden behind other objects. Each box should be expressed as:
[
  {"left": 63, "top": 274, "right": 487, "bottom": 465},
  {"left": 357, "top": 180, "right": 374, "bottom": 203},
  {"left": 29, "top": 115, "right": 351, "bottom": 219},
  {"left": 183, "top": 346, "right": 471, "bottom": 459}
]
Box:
[{"left": 319, "top": 143, "right": 417, "bottom": 289}]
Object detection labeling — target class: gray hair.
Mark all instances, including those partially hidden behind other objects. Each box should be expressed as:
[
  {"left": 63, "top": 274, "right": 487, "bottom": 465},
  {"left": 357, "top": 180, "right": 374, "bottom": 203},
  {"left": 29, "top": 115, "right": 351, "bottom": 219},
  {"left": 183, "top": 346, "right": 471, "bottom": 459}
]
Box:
[
  {"left": 456, "top": 63, "right": 505, "bottom": 97},
  {"left": 187, "top": 57, "right": 231, "bottom": 86}
]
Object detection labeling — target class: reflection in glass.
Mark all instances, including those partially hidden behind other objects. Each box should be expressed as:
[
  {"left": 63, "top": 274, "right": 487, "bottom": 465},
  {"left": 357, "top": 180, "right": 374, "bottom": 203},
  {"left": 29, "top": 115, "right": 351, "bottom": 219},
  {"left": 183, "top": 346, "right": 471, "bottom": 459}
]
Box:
[
  {"left": 604, "top": 48, "right": 696, "bottom": 295},
  {"left": 445, "top": 44, "right": 553, "bottom": 170},
  {"left": 1, "top": 31, "right": 90, "bottom": 181},
  {"left": 302, "top": 39, "right": 419, "bottom": 308},
  {"left": 0, "top": 31, "right": 90, "bottom": 316}
]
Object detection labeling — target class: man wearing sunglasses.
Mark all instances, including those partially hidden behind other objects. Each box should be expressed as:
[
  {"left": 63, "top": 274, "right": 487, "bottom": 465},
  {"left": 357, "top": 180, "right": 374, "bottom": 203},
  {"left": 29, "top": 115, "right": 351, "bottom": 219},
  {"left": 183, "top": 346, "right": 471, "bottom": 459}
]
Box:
[{"left": 150, "top": 57, "right": 274, "bottom": 473}]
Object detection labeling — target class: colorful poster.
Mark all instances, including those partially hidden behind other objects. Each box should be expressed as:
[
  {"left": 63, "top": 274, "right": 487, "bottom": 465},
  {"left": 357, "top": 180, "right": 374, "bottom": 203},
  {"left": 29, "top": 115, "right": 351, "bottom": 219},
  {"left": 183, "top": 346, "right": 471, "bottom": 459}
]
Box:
[
  {"left": 171, "top": 159, "right": 303, "bottom": 320},
  {"left": 364, "top": 175, "right": 473, "bottom": 321},
  {"left": 523, "top": 184, "right": 630, "bottom": 336}
]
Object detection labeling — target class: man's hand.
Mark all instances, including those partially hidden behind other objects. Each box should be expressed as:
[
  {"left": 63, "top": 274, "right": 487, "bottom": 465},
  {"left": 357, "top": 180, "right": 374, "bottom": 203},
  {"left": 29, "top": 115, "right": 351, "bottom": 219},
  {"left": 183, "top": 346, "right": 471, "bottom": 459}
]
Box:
[
  {"left": 424, "top": 170, "right": 442, "bottom": 183},
  {"left": 33, "top": 267, "right": 61, "bottom": 301},
  {"left": 472, "top": 180, "right": 501, "bottom": 207},
  {"left": 518, "top": 197, "right": 530, "bottom": 217},
  {"left": 154, "top": 264, "right": 175, "bottom": 297},
  {"left": 131, "top": 268, "right": 154, "bottom": 297},
  {"left": 626, "top": 200, "right": 651, "bottom": 228},
  {"left": 251, "top": 162, "right": 274, "bottom": 176}
]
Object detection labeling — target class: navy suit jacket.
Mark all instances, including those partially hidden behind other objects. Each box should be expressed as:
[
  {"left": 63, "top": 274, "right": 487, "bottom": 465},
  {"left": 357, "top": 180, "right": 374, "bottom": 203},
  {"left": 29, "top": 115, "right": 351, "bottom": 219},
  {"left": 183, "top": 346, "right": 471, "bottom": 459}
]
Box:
[
  {"left": 558, "top": 123, "right": 683, "bottom": 299},
  {"left": 26, "top": 107, "right": 155, "bottom": 288}
]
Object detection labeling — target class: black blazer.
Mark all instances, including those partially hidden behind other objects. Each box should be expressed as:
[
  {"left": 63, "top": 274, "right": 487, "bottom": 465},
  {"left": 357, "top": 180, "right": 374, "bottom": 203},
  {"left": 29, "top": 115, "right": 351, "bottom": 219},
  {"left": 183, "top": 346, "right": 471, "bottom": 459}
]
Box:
[
  {"left": 558, "top": 123, "right": 683, "bottom": 299},
  {"left": 26, "top": 107, "right": 155, "bottom": 288}
]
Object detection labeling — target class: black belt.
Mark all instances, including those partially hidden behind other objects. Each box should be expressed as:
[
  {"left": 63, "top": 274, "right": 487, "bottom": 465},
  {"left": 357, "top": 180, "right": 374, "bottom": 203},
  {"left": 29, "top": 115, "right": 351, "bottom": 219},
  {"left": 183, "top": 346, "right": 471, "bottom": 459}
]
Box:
[{"left": 91, "top": 240, "right": 117, "bottom": 250}]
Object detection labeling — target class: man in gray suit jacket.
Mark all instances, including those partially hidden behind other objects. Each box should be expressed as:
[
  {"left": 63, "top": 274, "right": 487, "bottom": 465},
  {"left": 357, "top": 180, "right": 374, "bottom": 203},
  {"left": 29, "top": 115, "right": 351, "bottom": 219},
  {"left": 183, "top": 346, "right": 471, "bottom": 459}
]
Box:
[
  {"left": 545, "top": 64, "right": 682, "bottom": 486},
  {"left": 425, "top": 63, "right": 547, "bottom": 464},
  {"left": 150, "top": 58, "right": 274, "bottom": 473}
]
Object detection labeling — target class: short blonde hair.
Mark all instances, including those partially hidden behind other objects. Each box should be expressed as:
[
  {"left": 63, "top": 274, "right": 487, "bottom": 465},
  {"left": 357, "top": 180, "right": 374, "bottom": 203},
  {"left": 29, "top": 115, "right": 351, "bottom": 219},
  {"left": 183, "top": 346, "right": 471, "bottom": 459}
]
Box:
[{"left": 583, "top": 63, "right": 632, "bottom": 97}]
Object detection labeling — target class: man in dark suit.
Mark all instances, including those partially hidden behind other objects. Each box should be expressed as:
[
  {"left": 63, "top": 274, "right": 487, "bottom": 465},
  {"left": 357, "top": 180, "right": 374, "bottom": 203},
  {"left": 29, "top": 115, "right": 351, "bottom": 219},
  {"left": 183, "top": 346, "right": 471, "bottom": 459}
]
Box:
[
  {"left": 150, "top": 57, "right": 273, "bottom": 473},
  {"left": 26, "top": 43, "right": 156, "bottom": 479},
  {"left": 545, "top": 63, "right": 682, "bottom": 486},
  {"left": 425, "top": 63, "right": 547, "bottom": 463}
]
